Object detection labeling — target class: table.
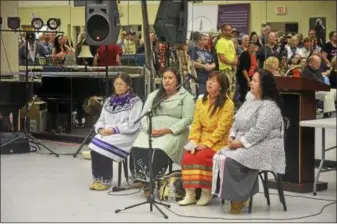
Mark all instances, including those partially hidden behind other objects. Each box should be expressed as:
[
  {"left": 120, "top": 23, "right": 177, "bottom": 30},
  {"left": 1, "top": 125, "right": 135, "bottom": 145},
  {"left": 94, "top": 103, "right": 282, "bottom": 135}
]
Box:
[{"left": 300, "top": 117, "right": 337, "bottom": 195}]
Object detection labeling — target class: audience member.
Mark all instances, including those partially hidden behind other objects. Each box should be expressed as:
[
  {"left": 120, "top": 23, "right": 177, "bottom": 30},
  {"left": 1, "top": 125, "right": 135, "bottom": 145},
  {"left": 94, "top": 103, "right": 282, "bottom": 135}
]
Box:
[{"left": 302, "top": 55, "right": 336, "bottom": 116}]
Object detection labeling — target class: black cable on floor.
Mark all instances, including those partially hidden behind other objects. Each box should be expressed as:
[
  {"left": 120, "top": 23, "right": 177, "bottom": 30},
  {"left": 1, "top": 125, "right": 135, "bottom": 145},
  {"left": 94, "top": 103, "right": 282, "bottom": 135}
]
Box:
[
  {"left": 164, "top": 201, "right": 336, "bottom": 221},
  {"left": 162, "top": 192, "right": 336, "bottom": 221},
  {"left": 107, "top": 188, "right": 141, "bottom": 196}
]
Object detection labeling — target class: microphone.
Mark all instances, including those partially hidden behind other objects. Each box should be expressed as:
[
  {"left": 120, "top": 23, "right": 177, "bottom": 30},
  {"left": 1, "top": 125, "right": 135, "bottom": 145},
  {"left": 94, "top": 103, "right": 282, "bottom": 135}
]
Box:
[{"left": 187, "top": 73, "right": 199, "bottom": 83}]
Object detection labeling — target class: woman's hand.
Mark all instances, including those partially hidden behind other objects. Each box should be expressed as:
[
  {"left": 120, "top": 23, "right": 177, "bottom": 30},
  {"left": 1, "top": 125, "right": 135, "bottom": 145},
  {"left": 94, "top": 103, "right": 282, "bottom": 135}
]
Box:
[
  {"left": 151, "top": 128, "right": 172, "bottom": 137},
  {"left": 228, "top": 139, "right": 242, "bottom": 150},
  {"left": 196, "top": 144, "right": 208, "bottom": 150},
  {"left": 187, "top": 144, "right": 208, "bottom": 155},
  {"left": 99, "top": 129, "right": 114, "bottom": 136}
]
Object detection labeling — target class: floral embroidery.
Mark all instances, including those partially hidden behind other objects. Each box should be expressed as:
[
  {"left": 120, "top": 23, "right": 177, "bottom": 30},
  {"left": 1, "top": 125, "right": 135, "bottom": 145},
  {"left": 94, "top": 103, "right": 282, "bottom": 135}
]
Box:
[{"left": 104, "top": 94, "right": 141, "bottom": 114}]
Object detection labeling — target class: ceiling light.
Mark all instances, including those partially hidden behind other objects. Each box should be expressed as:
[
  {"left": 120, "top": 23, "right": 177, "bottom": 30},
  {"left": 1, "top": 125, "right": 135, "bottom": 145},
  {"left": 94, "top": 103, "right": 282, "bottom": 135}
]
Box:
[
  {"left": 47, "top": 18, "right": 61, "bottom": 30},
  {"left": 31, "top": 18, "right": 44, "bottom": 30}
]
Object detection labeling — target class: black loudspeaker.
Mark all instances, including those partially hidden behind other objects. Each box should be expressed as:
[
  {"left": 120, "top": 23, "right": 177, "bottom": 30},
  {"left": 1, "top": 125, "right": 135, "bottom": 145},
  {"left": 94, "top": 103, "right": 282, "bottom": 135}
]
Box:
[
  {"left": 0, "top": 132, "right": 30, "bottom": 154},
  {"left": 85, "top": 0, "right": 121, "bottom": 46},
  {"left": 154, "top": 0, "right": 188, "bottom": 45}
]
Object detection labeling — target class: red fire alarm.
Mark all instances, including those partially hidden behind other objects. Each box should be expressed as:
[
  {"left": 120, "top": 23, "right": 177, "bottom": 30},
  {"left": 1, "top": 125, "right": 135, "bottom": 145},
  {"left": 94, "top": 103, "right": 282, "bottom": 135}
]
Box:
[{"left": 276, "top": 6, "right": 287, "bottom": 15}]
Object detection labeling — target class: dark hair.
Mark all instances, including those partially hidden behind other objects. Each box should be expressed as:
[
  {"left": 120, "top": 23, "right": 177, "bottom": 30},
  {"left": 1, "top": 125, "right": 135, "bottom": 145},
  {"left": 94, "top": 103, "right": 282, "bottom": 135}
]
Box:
[
  {"left": 191, "top": 31, "right": 201, "bottom": 42},
  {"left": 152, "top": 67, "right": 182, "bottom": 112},
  {"left": 257, "top": 69, "right": 283, "bottom": 115},
  {"left": 26, "top": 32, "right": 36, "bottom": 41},
  {"left": 288, "top": 53, "right": 301, "bottom": 65},
  {"left": 220, "top": 24, "right": 232, "bottom": 31},
  {"left": 202, "top": 71, "right": 229, "bottom": 117},
  {"left": 113, "top": 73, "right": 134, "bottom": 95},
  {"left": 303, "top": 37, "right": 310, "bottom": 43},
  {"left": 249, "top": 31, "right": 261, "bottom": 46},
  {"left": 329, "top": 31, "right": 336, "bottom": 39},
  {"left": 54, "top": 35, "right": 64, "bottom": 54}
]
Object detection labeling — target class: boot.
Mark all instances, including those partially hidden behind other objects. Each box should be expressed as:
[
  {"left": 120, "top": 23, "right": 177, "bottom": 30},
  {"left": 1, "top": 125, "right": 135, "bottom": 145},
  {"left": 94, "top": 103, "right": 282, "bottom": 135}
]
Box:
[
  {"left": 196, "top": 189, "right": 212, "bottom": 206},
  {"left": 178, "top": 189, "right": 196, "bottom": 206},
  {"left": 229, "top": 201, "right": 245, "bottom": 214}
]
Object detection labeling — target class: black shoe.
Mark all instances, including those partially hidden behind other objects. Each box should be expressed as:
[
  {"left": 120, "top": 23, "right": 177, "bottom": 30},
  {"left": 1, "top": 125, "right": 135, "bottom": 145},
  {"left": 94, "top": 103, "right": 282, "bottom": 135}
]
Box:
[{"left": 323, "top": 112, "right": 332, "bottom": 118}]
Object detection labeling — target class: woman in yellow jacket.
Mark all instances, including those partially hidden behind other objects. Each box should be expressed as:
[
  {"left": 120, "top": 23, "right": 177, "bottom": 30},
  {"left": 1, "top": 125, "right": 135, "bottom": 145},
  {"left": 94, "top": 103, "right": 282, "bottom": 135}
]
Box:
[{"left": 179, "top": 71, "right": 234, "bottom": 206}]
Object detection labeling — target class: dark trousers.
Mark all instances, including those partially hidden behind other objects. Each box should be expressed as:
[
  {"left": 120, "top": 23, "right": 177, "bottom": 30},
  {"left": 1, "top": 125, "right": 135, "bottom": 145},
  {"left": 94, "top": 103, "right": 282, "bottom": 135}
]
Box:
[
  {"left": 238, "top": 76, "right": 251, "bottom": 103},
  {"left": 91, "top": 150, "right": 113, "bottom": 185}
]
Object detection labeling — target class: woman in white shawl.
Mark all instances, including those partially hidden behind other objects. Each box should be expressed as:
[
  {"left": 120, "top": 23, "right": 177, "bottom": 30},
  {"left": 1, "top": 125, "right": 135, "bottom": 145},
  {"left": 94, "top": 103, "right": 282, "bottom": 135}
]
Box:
[{"left": 88, "top": 73, "right": 143, "bottom": 191}]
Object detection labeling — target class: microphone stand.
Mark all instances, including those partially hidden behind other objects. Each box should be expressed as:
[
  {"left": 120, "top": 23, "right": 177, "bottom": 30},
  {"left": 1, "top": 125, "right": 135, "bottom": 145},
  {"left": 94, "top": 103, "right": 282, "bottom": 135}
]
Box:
[
  {"left": 0, "top": 29, "right": 60, "bottom": 157},
  {"left": 23, "top": 38, "right": 59, "bottom": 157},
  {"left": 115, "top": 75, "right": 194, "bottom": 219}
]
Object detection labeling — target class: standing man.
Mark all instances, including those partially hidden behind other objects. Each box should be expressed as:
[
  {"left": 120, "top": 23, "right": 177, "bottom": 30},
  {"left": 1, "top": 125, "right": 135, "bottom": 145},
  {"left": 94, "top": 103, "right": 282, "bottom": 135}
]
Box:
[{"left": 216, "top": 24, "right": 238, "bottom": 99}]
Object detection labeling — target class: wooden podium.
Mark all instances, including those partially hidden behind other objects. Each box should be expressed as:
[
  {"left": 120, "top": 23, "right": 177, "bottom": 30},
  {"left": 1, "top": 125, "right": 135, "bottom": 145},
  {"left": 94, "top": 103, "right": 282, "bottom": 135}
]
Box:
[{"left": 268, "top": 77, "right": 330, "bottom": 193}]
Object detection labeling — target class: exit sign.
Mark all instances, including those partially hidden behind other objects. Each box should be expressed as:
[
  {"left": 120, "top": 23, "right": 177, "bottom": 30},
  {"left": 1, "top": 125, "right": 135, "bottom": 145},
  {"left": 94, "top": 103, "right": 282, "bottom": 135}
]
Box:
[{"left": 276, "top": 6, "right": 287, "bottom": 15}]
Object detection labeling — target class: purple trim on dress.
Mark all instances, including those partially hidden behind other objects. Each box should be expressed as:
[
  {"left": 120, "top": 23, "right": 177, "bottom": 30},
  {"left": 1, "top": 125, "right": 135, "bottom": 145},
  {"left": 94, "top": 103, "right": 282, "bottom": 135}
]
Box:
[{"left": 113, "top": 127, "right": 120, "bottom": 134}]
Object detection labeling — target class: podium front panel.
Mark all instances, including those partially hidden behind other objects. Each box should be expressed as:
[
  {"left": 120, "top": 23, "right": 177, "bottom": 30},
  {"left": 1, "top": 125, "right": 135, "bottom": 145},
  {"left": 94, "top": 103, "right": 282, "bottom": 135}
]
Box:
[{"left": 280, "top": 92, "right": 315, "bottom": 184}]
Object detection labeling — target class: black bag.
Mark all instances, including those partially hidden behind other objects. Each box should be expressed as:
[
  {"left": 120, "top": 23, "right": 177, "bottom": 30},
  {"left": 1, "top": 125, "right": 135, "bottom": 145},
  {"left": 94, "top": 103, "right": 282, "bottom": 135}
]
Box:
[{"left": 0, "top": 132, "right": 31, "bottom": 154}]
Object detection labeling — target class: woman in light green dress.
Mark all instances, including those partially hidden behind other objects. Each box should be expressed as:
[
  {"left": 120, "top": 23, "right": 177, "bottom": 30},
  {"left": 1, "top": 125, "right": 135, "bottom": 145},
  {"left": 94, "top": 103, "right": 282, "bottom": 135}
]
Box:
[{"left": 130, "top": 67, "right": 195, "bottom": 186}]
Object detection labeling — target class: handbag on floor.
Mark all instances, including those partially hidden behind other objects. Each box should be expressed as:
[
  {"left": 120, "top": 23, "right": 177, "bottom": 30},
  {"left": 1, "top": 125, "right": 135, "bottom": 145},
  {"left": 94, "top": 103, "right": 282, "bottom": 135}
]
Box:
[{"left": 158, "top": 170, "right": 185, "bottom": 201}]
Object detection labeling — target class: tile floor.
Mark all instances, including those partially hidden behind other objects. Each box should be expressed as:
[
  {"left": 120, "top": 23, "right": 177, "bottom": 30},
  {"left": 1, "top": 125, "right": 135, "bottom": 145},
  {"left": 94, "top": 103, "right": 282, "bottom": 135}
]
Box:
[{"left": 1, "top": 140, "right": 336, "bottom": 223}]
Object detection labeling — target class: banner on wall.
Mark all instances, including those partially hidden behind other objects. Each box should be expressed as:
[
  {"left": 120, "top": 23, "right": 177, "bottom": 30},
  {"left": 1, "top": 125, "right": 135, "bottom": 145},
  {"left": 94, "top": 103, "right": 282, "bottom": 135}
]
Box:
[{"left": 217, "top": 3, "right": 250, "bottom": 35}]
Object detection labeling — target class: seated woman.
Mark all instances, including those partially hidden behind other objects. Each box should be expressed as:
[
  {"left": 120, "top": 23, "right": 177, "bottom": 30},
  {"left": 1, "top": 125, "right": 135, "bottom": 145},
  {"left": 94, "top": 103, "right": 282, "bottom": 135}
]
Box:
[
  {"left": 219, "top": 69, "right": 286, "bottom": 214},
  {"left": 264, "top": 56, "right": 281, "bottom": 76},
  {"left": 88, "top": 73, "right": 143, "bottom": 191},
  {"left": 179, "top": 71, "right": 234, "bottom": 206},
  {"left": 130, "top": 67, "right": 195, "bottom": 190},
  {"left": 287, "top": 53, "right": 302, "bottom": 77}
]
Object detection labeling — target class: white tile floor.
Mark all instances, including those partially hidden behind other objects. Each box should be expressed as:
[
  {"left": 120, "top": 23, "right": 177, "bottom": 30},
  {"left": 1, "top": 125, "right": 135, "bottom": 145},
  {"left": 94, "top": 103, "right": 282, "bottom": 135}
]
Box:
[{"left": 1, "top": 141, "right": 336, "bottom": 223}]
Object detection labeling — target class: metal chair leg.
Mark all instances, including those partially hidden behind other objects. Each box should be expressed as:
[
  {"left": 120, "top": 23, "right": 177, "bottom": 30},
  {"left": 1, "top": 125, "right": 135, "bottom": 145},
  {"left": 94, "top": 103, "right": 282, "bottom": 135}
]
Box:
[
  {"left": 117, "top": 162, "right": 122, "bottom": 187},
  {"left": 263, "top": 172, "right": 271, "bottom": 206},
  {"left": 276, "top": 174, "right": 287, "bottom": 211},
  {"left": 123, "top": 157, "right": 129, "bottom": 183},
  {"left": 248, "top": 196, "right": 253, "bottom": 213}
]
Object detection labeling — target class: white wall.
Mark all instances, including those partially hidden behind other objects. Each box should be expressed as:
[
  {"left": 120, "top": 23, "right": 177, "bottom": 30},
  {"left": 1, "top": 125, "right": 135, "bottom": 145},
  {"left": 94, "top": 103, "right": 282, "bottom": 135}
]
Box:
[
  {"left": 17, "top": 0, "right": 160, "bottom": 8},
  {"left": 18, "top": 1, "right": 71, "bottom": 8},
  {"left": 1, "top": 1, "right": 19, "bottom": 73},
  {"left": 188, "top": 3, "right": 218, "bottom": 36}
]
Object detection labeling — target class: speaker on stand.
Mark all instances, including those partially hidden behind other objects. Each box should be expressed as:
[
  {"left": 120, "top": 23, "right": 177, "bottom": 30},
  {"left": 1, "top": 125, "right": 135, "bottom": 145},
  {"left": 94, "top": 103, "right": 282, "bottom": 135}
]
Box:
[
  {"left": 153, "top": 0, "right": 188, "bottom": 68},
  {"left": 85, "top": 0, "right": 121, "bottom": 46}
]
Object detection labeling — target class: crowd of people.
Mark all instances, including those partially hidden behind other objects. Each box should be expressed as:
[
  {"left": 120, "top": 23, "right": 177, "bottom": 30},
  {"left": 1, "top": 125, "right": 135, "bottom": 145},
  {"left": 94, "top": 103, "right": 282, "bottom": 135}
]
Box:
[
  {"left": 17, "top": 24, "right": 337, "bottom": 117},
  {"left": 174, "top": 24, "right": 336, "bottom": 116},
  {"left": 16, "top": 22, "right": 336, "bottom": 214},
  {"left": 84, "top": 22, "right": 337, "bottom": 215}
]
